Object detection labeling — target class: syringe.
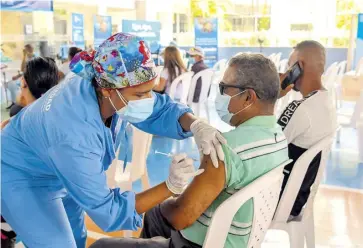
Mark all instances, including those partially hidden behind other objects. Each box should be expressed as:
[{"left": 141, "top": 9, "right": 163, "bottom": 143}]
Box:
[{"left": 155, "top": 150, "right": 198, "bottom": 161}]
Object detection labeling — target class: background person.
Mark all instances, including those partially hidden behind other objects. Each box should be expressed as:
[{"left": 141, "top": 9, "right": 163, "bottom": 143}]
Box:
[
  {"left": 58, "top": 47, "right": 83, "bottom": 80},
  {"left": 1, "top": 33, "right": 225, "bottom": 248},
  {"left": 6, "top": 44, "right": 36, "bottom": 110},
  {"left": 188, "top": 47, "right": 209, "bottom": 103},
  {"left": 277, "top": 40, "right": 337, "bottom": 218},
  {"left": 153, "top": 46, "right": 187, "bottom": 100},
  {"left": 1, "top": 56, "right": 59, "bottom": 248},
  {"left": 91, "top": 53, "right": 289, "bottom": 248},
  {"left": 7, "top": 57, "right": 59, "bottom": 118}
]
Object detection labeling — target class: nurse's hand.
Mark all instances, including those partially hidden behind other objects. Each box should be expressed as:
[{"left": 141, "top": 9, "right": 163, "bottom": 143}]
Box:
[
  {"left": 166, "top": 154, "right": 204, "bottom": 195},
  {"left": 190, "top": 119, "right": 227, "bottom": 168}
]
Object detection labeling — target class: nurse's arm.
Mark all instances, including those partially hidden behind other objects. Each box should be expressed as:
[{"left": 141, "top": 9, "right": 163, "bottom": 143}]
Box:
[
  {"left": 48, "top": 140, "right": 173, "bottom": 232},
  {"left": 133, "top": 92, "right": 193, "bottom": 140},
  {"left": 160, "top": 155, "right": 225, "bottom": 230}
]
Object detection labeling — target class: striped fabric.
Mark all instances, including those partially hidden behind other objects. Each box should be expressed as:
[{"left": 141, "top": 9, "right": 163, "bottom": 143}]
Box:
[{"left": 181, "top": 116, "right": 289, "bottom": 248}]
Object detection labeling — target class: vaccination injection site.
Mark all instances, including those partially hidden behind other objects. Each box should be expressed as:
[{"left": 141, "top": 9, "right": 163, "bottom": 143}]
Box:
[{"left": 1, "top": 0, "right": 363, "bottom": 247}]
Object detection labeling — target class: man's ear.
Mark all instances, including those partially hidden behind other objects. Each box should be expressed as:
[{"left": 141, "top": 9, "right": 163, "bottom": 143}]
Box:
[{"left": 246, "top": 89, "right": 257, "bottom": 103}]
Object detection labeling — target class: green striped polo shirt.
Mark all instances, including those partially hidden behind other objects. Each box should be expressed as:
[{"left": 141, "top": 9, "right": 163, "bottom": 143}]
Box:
[{"left": 181, "top": 116, "right": 289, "bottom": 248}]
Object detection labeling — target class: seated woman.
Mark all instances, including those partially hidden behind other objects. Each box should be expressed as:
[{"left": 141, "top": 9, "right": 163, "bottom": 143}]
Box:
[
  {"left": 1, "top": 57, "right": 59, "bottom": 248},
  {"left": 91, "top": 53, "right": 290, "bottom": 248},
  {"left": 153, "top": 46, "right": 187, "bottom": 100}
]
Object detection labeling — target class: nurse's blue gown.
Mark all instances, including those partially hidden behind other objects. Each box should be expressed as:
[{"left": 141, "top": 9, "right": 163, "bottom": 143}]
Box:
[{"left": 1, "top": 76, "right": 192, "bottom": 248}]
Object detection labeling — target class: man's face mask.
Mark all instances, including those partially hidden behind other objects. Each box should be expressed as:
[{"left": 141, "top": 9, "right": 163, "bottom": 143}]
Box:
[
  {"left": 215, "top": 84, "right": 254, "bottom": 125},
  {"left": 108, "top": 90, "right": 154, "bottom": 123}
]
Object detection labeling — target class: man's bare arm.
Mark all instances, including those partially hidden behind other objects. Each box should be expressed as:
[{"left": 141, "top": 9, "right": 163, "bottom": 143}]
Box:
[{"left": 160, "top": 155, "right": 226, "bottom": 230}]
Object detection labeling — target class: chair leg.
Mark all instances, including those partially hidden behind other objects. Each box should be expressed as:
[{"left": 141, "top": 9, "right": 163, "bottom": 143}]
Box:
[
  {"left": 287, "top": 224, "right": 305, "bottom": 248},
  {"left": 304, "top": 214, "right": 316, "bottom": 248},
  {"left": 205, "top": 101, "right": 210, "bottom": 123},
  {"left": 336, "top": 128, "right": 341, "bottom": 144}
]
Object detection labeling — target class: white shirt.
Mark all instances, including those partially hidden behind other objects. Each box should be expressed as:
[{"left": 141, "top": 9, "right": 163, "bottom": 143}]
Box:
[
  {"left": 278, "top": 90, "right": 337, "bottom": 149},
  {"left": 59, "top": 61, "right": 70, "bottom": 76},
  {"left": 160, "top": 67, "right": 182, "bottom": 100}
]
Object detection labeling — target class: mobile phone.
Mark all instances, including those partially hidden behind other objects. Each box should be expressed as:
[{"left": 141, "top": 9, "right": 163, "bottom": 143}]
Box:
[{"left": 281, "top": 62, "right": 303, "bottom": 90}]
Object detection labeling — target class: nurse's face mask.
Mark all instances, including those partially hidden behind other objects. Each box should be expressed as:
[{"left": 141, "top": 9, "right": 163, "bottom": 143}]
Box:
[{"left": 108, "top": 89, "right": 154, "bottom": 124}]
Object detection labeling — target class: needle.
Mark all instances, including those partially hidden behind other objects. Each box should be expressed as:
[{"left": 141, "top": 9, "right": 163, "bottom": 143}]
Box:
[{"left": 155, "top": 151, "right": 198, "bottom": 161}]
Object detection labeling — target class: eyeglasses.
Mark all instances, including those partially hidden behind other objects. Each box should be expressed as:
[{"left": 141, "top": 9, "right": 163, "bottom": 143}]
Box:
[{"left": 219, "top": 82, "right": 260, "bottom": 98}]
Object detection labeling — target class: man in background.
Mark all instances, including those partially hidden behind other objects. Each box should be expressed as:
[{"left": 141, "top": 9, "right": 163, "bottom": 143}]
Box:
[
  {"left": 278, "top": 40, "right": 337, "bottom": 218},
  {"left": 188, "top": 47, "right": 209, "bottom": 103}
]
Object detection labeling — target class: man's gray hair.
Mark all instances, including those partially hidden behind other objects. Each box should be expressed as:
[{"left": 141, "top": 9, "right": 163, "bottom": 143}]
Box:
[{"left": 228, "top": 53, "right": 280, "bottom": 103}]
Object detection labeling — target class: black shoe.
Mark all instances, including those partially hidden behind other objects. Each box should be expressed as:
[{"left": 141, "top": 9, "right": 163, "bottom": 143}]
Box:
[{"left": 6, "top": 103, "right": 14, "bottom": 110}]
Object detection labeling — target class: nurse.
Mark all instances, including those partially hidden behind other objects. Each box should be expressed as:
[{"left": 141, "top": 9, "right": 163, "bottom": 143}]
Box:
[{"left": 1, "top": 33, "right": 225, "bottom": 248}]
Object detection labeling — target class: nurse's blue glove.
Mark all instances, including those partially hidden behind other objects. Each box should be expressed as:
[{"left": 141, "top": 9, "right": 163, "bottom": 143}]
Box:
[
  {"left": 190, "top": 119, "right": 227, "bottom": 168},
  {"left": 166, "top": 153, "right": 204, "bottom": 195}
]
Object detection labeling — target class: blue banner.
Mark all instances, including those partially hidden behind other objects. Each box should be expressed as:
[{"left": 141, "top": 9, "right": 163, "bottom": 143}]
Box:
[
  {"left": 122, "top": 20, "right": 161, "bottom": 54},
  {"left": 355, "top": 13, "right": 363, "bottom": 69},
  {"left": 72, "top": 13, "right": 85, "bottom": 49},
  {"left": 194, "top": 18, "right": 218, "bottom": 68},
  {"left": 1, "top": 0, "right": 53, "bottom": 12},
  {"left": 94, "top": 15, "right": 112, "bottom": 48}
]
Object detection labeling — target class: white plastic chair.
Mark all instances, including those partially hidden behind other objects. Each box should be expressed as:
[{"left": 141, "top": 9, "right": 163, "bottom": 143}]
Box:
[
  {"left": 334, "top": 61, "right": 347, "bottom": 108},
  {"left": 106, "top": 125, "right": 153, "bottom": 191},
  {"left": 203, "top": 159, "right": 293, "bottom": 248},
  {"left": 154, "top": 65, "right": 164, "bottom": 86},
  {"left": 323, "top": 62, "right": 339, "bottom": 89},
  {"left": 269, "top": 130, "right": 337, "bottom": 248},
  {"left": 279, "top": 59, "right": 288, "bottom": 73},
  {"left": 336, "top": 90, "right": 363, "bottom": 143},
  {"left": 273, "top": 53, "right": 282, "bottom": 68},
  {"left": 105, "top": 124, "right": 153, "bottom": 237},
  {"left": 212, "top": 59, "right": 227, "bottom": 72},
  {"left": 187, "top": 69, "right": 214, "bottom": 119},
  {"left": 168, "top": 71, "right": 194, "bottom": 104},
  {"left": 346, "top": 57, "right": 363, "bottom": 76}
]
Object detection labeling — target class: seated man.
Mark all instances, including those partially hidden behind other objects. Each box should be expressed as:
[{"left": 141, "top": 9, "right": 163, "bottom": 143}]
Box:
[
  {"left": 91, "top": 53, "right": 289, "bottom": 248},
  {"left": 278, "top": 40, "right": 337, "bottom": 218}
]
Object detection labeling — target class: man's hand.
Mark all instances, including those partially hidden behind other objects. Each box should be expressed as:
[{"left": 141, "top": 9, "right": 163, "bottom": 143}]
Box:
[
  {"left": 190, "top": 119, "right": 227, "bottom": 168},
  {"left": 279, "top": 72, "right": 294, "bottom": 98}
]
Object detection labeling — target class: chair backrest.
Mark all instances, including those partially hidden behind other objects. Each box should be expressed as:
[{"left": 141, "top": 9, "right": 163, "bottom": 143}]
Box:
[
  {"left": 357, "top": 57, "right": 363, "bottom": 75},
  {"left": 203, "top": 159, "right": 293, "bottom": 248},
  {"left": 129, "top": 125, "right": 153, "bottom": 181},
  {"left": 268, "top": 53, "right": 276, "bottom": 61},
  {"left": 273, "top": 53, "right": 282, "bottom": 67},
  {"left": 337, "top": 61, "right": 347, "bottom": 75},
  {"left": 349, "top": 90, "right": 363, "bottom": 127},
  {"left": 187, "top": 69, "right": 214, "bottom": 105},
  {"left": 106, "top": 124, "right": 153, "bottom": 188},
  {"left": 154, "top": 65, "right": 164, "bottom": 85},
  {"left": 213, "top": 59, "right": 227, "bottom": 72},
  {"left": 273, "top": 131, "right": 336, "bottom": 223},
  {"left": 323, "top": 62, "right": 339, "bottom": 89},
  {"left": 278, "top": 59, "right": 288, "bottom": 73},
  {"left": 168, "top": 71, "right": 194, "bottom": 104}
]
